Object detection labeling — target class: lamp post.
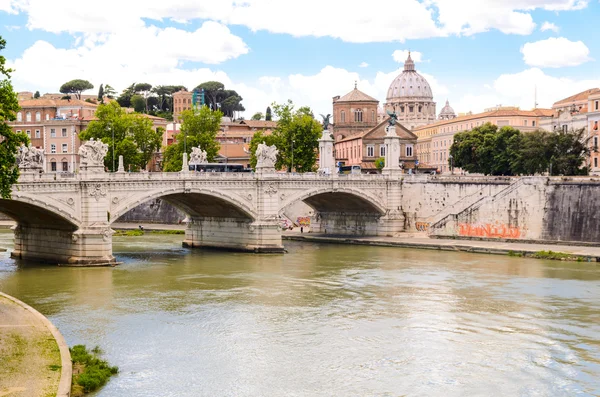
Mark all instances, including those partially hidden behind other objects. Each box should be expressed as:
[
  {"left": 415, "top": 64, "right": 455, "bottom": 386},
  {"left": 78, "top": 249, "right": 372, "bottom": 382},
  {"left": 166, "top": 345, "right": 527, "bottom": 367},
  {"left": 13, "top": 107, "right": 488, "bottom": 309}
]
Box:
[
  {"left": 291, "top": 139, "right": 295, "bottom": 173},
  {"left": 109, "top": 125, "right": 114, "bottom": 172},
  {"left": 449, "top": 154, "right": 453, "bottom": 175}
]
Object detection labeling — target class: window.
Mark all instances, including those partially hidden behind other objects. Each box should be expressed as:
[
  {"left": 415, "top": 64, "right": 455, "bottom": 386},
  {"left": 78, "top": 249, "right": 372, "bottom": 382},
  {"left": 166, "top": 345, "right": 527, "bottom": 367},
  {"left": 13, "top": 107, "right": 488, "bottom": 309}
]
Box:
[
  {"left": 51, "top": 144, "right": 56, "bottom": 154},
  {"left": 400, "top": 106, "right": 405, "bottom": 113},
  {"left": 16, "top": 130, "right": 21, "bottom": 134},
  {"left": 45, "top": 114, "right": 50, "bottom": 121},
  {"left": 35, "top": 130, "right": 40, "bottom": 138},
  {"left": 594, "top": 136, "right": 598, "bottom": 149},
  {"left": 596, "top": 101, "right": 599, "bottom": 111},
  {"left": 62, "top": 128, "right": 67, "bottom": 137},
  {"left": 406, "top": 146, "right": 413, "bottom": 157},
  {"left": 354, "top": 109, "right": 363, "bottom": 122},
  {"left": 367, "top": 145, "right": 374, "bottom": 157},
  {"left": 595, "top": 158, "right": 598, "bottom": 168},
  {"left": 62, "top": 143, "right": 68, "bottom": 153},
  {"left": 62, "top": 162, "right": 69, "bottom": 172},
  {"left": 17, "top": 112, "right": 22, "bottom": 122},
  {"left": 26, "top": 130, "right": 31, "bottom": 137},
  {"left": 341, "top": 110, "right": 345, "bottom": 123},
  {"left": 51, "top": 162, "right": 57, "bottom": 172},
  {"left": 35, "top": 112, "right": 41, "bottom": 122},
  {"left": 372, "top": 110, "right": 375, "bottom": 122},
  {"left": 418, "top": 106, "right": 422, "bottom": 113},
  {"left": 532, "top": 121, "right": 536, "bottom": 127},
  {"left": 379, "top": 145, "right": 386, "bottom": 157},
  {"left": 409, "top": 106, "right": 414, "bottom": 113},
  {"left": 50, "top": 128, "right": 56, "bottom": 137}
]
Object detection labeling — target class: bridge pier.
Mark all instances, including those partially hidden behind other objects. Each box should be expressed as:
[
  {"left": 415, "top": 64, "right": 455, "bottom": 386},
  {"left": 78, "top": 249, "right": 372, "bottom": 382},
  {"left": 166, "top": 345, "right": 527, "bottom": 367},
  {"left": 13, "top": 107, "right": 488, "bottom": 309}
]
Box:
[
  {"left": 183, "top": 216, "right": 284, "bottom": 253},
  {"left": 11, "top": 224, "right": 115, "bottom": 265}
]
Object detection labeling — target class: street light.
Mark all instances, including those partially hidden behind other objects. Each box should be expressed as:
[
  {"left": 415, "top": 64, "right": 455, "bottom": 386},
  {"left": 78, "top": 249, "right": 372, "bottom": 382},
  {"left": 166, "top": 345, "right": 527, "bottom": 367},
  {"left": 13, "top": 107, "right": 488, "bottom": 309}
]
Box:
[
  {"left": 291, "top": 139, "right": 295, "bottom": 172},
  {"left": 449, "top": 154, "right": 453, "bottom": 175}
]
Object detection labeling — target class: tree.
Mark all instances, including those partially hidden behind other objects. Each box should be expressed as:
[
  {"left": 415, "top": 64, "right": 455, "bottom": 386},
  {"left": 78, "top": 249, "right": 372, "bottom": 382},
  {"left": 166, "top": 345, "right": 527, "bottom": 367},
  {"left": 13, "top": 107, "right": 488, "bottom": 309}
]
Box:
[
  {"left": 116, "top": 83, "right": 137, "bottom": 107},
  {"left": 195, "top": 81, "right": 224, "bottom": 110},
  {"left": 509, "top": 130, "right": 553, "bottom": 175},
  {"left": 33, "top": 90, "right": 40, "bottom": 99},
  {"left": 162, "top": 106, "right": 222, "bottom": 172},
  {"left": 194, "top": 81, "right": 245, "bottom": 118},
  {"left": 375, "top": 157, "right": 385, "bottom": 170},
  {"left": 0, "top": 36, "right": 29, "bottom": 198},
  {"left": 251, "top": 112, "right": 263, "bottom": 120},
  {"left": 103, "top": 84, "right": 117, "bottom": 99},
  {"left": 265, "top": 106, "right": 272, "bottom": 121},
  {"left": 250, "top": 100, "right": 321, "bottom": 172},
  {"left": 59, "top": 79, "right": 94, "bottom": 100},
  {"left": 549, "top": 128, "right": 590, "bottom": 176},
  {"left": 134, "top": 83, "right": 152, "bottom": 113},
  {"left": 79, "top": 102, "right": 162, "bottom": 171},
  {"left": 97, "top": 84, "right": 104, "bottom": 101},
  {"left": 130, "top": 95, "right": 145, "bottom": 113}
]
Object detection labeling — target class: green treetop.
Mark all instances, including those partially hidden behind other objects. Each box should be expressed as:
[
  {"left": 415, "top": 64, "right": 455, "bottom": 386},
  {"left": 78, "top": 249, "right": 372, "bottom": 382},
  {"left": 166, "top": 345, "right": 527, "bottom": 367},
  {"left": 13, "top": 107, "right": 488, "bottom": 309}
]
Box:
[
  {"left": 79, "top": 102, "right": 162, "bottom": 171},
  {"left": 59, "top": 79, "right": 94, "bottom": 100},
  {"left": 0, "top": 35, "right": 29, "bottom": 198},
  {"left": 161, "top": 105, "right": 222, "bottom": 172}
]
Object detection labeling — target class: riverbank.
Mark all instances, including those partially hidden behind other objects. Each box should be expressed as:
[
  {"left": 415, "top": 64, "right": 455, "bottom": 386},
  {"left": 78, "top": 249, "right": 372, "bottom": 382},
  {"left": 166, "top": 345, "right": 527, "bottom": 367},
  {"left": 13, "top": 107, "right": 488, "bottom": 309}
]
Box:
[
  {"left": 282, "top": 233, "right": 600, "bottom": 262},
  {"left": 0, "top": 292, "right": 72, "bottom": 397}
]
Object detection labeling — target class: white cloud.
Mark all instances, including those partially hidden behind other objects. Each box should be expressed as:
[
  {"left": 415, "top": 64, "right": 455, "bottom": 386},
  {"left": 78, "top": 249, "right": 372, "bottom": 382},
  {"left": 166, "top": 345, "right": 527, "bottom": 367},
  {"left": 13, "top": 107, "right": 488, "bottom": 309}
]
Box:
[
  {"left": 521, "top": 37, "right": 591, "bottom": 68},
  {"left": 358, "top": 62, "right": 369, "bottom": 68},
  {"left": 540, "top": 21, "right": 559, "bottom": 32},
  {"left": 0, "top": 0, "right": 18, "bottom": 13},
  {"left": 6, "top": 0, "right": 590, "bottom": 43},
  {"left": 392, "top": 50, "right": 424, "bottom": 63},
  {"left": 453, "top": 67, "right": 600, "bottom": 113}
]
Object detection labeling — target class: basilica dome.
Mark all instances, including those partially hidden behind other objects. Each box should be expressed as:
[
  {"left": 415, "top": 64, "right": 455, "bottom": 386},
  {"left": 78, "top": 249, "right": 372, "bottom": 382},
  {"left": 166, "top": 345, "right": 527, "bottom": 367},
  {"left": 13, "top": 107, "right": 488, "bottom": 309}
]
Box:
[
  {"left": 438, "top": 100, "right": 457, "bottom": 120},
  {"left": 386, "top": 53, "right": 433, "bottom": 101}
]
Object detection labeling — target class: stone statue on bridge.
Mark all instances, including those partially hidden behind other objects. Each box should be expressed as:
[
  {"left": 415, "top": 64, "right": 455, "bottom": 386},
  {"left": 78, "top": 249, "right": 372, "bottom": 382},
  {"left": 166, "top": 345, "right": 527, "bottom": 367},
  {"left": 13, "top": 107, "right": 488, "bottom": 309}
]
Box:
[
  {"left": 79, "top": 138, "right": 109, "bottom": 169},
  {"left": 256, "top": 142, "right": 278, "bottom": 169},
  {"left": 320, "top": 114, "right": 331, "bottom": 131},
  {"left": 189, "top": 147, "right": 208, "bottom": 165},
  {"left": 16, "top": 144, "right": 44, "bottom": 170}
]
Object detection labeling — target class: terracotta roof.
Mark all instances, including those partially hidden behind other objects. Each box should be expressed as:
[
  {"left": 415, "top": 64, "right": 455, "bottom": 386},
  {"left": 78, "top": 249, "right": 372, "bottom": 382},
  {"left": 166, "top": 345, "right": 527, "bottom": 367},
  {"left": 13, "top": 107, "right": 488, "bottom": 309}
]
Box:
[
  {"left": 338, "top": 118, "right": 417, "bottom": 143},
  {"left": 414, "top": 108, "right": 553, "bottom": 131},
  {"left": 240, "top": 120, "right": 278, "bottom": 129},
  {"left": 336, "top": 88, "right": 378, "bottom": 103},
  {"left": 554, "top": 88, "right": 600, "bottom": 106},
  {"left": 18, "top": 98, "right": 98, "bottom": 108},
  {"left": 80, "top": 113, "right": 167, "bottom": 123}
]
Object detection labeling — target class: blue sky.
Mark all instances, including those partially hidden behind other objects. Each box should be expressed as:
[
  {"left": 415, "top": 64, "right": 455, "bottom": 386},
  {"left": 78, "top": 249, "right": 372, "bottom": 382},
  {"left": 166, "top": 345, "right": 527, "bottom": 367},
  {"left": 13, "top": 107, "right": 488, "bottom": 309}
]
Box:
[{"left": 0, "top": 0, "right": 597, "bottom": 117}]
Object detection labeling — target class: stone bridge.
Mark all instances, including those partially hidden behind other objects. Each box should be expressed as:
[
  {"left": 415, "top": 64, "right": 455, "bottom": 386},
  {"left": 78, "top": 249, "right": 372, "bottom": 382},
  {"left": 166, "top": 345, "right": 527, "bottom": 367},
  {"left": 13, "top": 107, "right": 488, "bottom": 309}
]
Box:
[{"left": 4, "top": 170, "right": 404, "bottom": 265}]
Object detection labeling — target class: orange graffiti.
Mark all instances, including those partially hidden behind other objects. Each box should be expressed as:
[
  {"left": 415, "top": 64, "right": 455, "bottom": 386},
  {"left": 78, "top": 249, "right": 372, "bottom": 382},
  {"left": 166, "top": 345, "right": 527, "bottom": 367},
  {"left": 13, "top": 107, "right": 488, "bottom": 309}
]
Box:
[
  {"left": 458, "top": 223, "right": 523, "bottom": 239},
  {"left": 415, "top": 222, "right": 430, "bottom": 232},
  {"left": 297, "top": 216, "right": 311, "bottom": 226}
]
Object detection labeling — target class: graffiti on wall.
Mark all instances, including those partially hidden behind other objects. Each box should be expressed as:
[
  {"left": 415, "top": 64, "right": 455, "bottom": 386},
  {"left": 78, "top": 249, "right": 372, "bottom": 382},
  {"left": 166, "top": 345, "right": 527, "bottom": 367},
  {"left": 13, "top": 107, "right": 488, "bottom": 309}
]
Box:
[
  {"left": 297, "top": 217, "right": 311, "bottom": 226},
  {"left": 415, "top": 222, "right": 430, "bottom": 232},
  {"left": 458, "top": 223, "right": 524, "bottom": 239}
]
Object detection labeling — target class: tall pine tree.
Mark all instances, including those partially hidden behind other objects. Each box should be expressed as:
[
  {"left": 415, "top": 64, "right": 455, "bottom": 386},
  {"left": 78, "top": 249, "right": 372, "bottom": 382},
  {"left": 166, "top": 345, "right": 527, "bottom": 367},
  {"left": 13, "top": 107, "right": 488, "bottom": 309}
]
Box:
[
  {"left": 265, "top": 106, "right": 272, "bottom": 121},
  {"left": 97, "top": 84, "right": 104, "bottom": 101}
]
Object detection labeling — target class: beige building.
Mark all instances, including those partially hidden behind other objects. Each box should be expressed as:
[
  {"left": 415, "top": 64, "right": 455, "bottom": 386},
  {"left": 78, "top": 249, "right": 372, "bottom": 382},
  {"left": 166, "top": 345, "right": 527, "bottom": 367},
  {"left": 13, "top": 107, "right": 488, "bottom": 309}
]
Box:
[
  {"left": 539, "top": 88, "right": 598, "bottom": 133},
  {"left": 414, "top": 107, "right": 553, "bottom": 173},
  {"left": 587, "top": 92, "right": 600, "bottom": 174},
  {"left": 172, "top": 89, "right": 193, "bottom": 123}
]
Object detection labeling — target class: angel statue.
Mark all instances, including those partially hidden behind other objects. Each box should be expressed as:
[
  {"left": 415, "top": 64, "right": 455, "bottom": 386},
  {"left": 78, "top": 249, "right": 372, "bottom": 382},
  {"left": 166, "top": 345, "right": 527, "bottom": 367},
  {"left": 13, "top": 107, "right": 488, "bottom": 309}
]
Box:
[
  {"left": 256, "top": 141, "right": 278, "bottom": 169},
  {"left": 189, "top": 147, "right": 208, "bottom": 164},
  {"left": 320, "top": 114, "right": 331, "bottom": 131},
  {"left": 386, "top": 109, "right": 398, "bottom": 126}
]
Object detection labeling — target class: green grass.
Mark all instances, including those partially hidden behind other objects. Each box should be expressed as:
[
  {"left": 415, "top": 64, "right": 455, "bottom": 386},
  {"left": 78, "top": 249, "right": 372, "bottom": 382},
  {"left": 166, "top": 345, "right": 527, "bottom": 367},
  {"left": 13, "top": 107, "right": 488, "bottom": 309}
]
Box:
[
  {"left": 113, "top": 229, "right": 184, "bottom": 236},
  {"left": 507, "top": 250, "right": 523, "bottom": 257},
  {"left": 531, "top": 250, "right": 586, "bottom": 262},
  {"left": 149, "top": 229, "right": 185, "bottom": 235},
  {"left": 70, "top": 345, "right": 118, "bottom": 395}
]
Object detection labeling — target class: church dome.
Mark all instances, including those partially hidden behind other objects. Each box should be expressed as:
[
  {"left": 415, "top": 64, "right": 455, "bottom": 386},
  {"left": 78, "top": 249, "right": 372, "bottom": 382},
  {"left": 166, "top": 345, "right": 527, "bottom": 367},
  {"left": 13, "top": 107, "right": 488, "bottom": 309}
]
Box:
[
  {"left": 386, "top": 53, "right": 433, "bottom": 101},
  {"left": 438, "top": 100, "right": 456, "bottom": 120}
]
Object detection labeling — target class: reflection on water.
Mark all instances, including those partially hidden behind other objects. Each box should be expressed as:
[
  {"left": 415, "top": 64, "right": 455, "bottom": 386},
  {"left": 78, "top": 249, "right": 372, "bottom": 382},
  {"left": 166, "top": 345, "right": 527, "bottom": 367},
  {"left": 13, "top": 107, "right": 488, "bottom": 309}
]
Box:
[{"left": 0, "top": 230, "right": 599, "bottom": 396}]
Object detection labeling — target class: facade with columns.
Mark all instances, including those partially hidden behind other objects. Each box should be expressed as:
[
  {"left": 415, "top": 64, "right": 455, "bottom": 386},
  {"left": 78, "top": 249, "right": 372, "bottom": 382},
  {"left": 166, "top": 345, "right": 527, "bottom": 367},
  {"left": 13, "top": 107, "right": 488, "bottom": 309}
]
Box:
[{"left": 384, "top": 53, "right": 436, "bottom": 130}]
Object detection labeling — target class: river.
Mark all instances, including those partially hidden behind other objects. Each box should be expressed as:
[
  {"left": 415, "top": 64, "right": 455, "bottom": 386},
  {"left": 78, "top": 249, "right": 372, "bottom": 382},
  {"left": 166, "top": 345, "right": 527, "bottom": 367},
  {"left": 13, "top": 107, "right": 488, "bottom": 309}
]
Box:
[{"left": 0, "top": 230, "right": 599, "bottom": 396}]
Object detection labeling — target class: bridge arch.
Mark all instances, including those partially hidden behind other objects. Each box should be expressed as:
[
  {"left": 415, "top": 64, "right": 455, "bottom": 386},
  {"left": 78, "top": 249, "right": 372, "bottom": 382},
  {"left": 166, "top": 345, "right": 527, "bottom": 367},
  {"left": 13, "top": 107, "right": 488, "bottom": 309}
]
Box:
[
  {"left": 280, "top": 187, "right": 387, "bottom": 216},
  {"left": 110, "top": 186, "right": 258, "bottom": 224},
  {"left": 0, "top": 195, "right": 80, "bottom": 230}
]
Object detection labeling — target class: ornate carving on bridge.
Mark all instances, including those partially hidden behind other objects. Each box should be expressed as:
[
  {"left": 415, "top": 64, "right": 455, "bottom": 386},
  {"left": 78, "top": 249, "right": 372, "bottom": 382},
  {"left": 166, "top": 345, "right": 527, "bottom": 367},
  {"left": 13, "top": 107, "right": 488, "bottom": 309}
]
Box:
[
  {"left": 67, "top": 198, "right": 75, "bottom": 206},
  {"left": 16, "top": 144, "right": 44, "bottom": 170},
  {"left": 79, "top": 139, "right": 108, "bottom": 172},
  {"left": 189, "top": 147, "right": 208, "bottom": 165},
  {"left": 89, "top": 183, "right": 107, "bottom": 201},
  {"left": 255, "top": 142, "right": 278, "bottom": 172},
  {"left": 264, "top": 184, "right": 277, "bottom": 196}
]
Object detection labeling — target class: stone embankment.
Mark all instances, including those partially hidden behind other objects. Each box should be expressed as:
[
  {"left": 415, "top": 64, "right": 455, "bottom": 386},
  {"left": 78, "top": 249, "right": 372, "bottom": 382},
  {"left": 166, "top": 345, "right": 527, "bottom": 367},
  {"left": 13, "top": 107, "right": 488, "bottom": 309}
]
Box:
[{"left": 0, "top": 292, "right": 72, "bottom": 397}]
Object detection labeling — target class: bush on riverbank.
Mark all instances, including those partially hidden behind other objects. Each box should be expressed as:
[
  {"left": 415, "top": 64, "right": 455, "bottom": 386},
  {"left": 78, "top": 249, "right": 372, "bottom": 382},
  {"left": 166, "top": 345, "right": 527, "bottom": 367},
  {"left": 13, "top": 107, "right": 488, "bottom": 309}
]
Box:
[
  {"left": 70, "top": 345, "right": 118, "bottom": 396},
  {"left": 113, "top": 229, "right": 184, "bottom": 236},
  {"left": 532, "top": 250, "right": 585, "bottom": 262}
]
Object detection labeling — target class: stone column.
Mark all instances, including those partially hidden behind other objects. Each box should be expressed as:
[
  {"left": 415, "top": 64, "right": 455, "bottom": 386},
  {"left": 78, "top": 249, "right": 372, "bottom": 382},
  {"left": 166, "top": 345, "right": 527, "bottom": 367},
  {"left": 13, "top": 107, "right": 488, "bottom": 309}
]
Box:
[
  {"left": 181, "top": 152, "right": 189, "bottom": 173},
  {"left": 117, "top": 155, "right": 125, "bottom": 173},
  {"left": 318, "top": 129, "right": 335, "bottom": 174},
  {"left": 382, "top": 125, "right": 402, "bottom": 175}
]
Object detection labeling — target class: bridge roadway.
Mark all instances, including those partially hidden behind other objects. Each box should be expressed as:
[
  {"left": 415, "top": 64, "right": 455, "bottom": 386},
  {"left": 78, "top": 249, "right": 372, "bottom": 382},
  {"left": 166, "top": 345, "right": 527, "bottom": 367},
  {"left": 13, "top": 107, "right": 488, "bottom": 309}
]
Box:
[{"left": 3, "top": 170, "right": 404, "bottom": 265}]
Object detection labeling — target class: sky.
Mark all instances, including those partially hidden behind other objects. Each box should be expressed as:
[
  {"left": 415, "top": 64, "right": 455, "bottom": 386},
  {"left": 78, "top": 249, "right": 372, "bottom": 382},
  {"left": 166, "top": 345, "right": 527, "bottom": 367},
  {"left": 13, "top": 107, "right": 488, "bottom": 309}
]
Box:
[{"left": 0, "top": 0, "right": 598, "bottom": 118}]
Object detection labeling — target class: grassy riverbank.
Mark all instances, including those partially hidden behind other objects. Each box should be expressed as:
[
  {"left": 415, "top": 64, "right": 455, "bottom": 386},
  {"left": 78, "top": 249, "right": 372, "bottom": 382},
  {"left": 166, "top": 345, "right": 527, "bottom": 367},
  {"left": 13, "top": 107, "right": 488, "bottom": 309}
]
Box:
[
  {"left": 70, "top": 345, "right": 118, "bottom": 396},
  {"left": 113, "top": 229, "right": 184, "bottom": 237}
]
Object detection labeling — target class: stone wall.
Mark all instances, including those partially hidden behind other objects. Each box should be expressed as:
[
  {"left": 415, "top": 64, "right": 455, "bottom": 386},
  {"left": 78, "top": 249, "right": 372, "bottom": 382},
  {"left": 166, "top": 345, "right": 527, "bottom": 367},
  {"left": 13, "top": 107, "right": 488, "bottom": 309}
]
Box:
[
  {"left": 115, "top": 199, "right": 187, "bottom": 224},
  {"left": 422, "top": 177, "right": 600, "bottom": 244}
]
